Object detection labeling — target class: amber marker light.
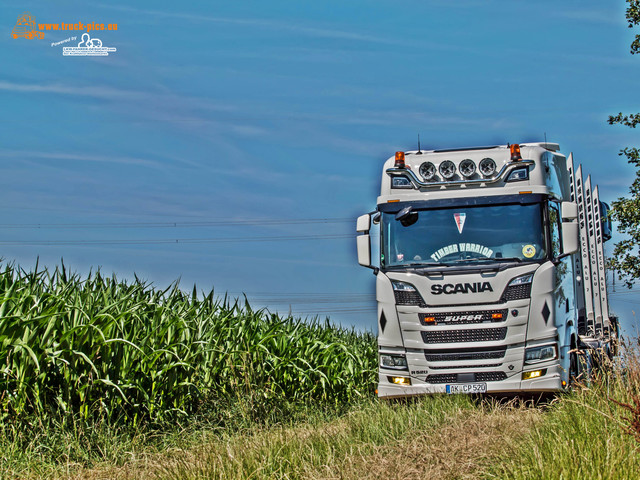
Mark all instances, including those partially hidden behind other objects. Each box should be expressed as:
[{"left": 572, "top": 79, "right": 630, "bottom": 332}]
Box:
[
  {"left": 424, "top": 316, "right": 436, "bottom": 323},
  {"left": 510, "top": 143, "right": 522, "bottom": 161},
  {"left": 492, "top": 313, "right": 503, "bottom": 320},
  {"left": 395, "top": 151, "right": 406, "bottom": 168}
]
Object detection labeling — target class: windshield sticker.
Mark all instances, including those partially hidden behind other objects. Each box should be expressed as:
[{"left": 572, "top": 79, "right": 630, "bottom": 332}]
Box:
[
  {"left": 522, "top": 245, "right": 536, "bottom": 258},
  {"left": 431, "top": 243, "right": 494, "bottom": 262},
  {"left": 396, "top": 253, "right": 404, "bottom": 262},
  {"left": 454, "top": 213, "right": 466, "bottom": 234}
]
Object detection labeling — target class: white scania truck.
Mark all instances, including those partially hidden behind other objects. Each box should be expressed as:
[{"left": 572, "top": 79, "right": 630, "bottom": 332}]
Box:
[{"left": 356, "top": 142, "right": 618, "bottom": 396}]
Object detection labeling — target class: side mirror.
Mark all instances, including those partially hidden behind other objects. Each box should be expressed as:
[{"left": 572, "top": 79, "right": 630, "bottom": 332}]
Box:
[
  {"left": 357, "top": 235, "right": 371, "bottom": 267},
  {"left": 356, "top": 214, "right": 372, "bottom": 268},
  {"left": 560, "top": 202, "right": 579, "bottom": 255},
  {"left": 561, "top": 221, "right": 579, "bottom": 255},
  {"left": 356, "top": 214, "right": 371, "bottom": 233},
  {"left": 561, "top": 201, "right": 578, "bottom": 221}
]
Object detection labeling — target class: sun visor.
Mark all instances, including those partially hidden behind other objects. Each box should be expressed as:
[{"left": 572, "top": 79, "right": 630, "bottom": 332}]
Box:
[{"left": 377, "top": 194, "right": 545, "bottom": 213}]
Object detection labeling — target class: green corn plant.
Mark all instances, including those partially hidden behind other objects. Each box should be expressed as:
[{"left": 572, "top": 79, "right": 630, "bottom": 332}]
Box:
[{"left": 0, "top": 262, "right": 377, "bottom": 427}]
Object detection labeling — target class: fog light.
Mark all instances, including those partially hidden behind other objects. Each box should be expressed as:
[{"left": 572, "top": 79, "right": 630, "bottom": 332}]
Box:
[
  {"left": 459, "top": 159, "right": 476, "bottom": 178},
  {"left": 522, "top": 369, "right": 546, "bottom": 380},
  {"left": 479, "top": 157, "right": 496, "bottom": 177},
  {"left": 439, "top": 160, "right": 456, "bottom": 179},
  {"left": 419, "top": 162, "right": 437, "bottom": 181},
  {"left": 388, "top": 376, "right": 411, "bottom": 386}
]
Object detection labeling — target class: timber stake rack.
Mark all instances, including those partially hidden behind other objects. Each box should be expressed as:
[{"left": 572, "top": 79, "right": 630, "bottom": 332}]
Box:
[{"left": 568, "top": 154, "right": 619, "bottom": 357}]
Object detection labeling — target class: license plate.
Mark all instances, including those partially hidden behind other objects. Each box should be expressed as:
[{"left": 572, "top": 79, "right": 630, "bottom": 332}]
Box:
[{"left": 446, "top": 383, "right": 487, "bottom": 394}]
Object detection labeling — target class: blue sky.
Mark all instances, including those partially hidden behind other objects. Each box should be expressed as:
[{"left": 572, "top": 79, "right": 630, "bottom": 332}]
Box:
[{"left": 1, "top": 0, "right": 639, "bottom": 334}]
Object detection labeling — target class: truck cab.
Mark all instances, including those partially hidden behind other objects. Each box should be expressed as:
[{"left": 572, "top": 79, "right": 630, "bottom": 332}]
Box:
[{"left": 356, "top": 143, "right": 616, "bottom": 397}]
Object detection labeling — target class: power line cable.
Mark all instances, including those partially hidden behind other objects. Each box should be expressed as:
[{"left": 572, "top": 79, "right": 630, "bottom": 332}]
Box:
[
  {"left": 0, "top": 217, "right": 353, "bottom": 229},
  {"left": 0, "top": 233, "right": 356, "bottom": 246}
]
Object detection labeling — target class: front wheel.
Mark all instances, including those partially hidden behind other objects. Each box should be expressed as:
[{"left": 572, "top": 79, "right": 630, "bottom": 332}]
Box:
[{"left": 569, "top": 351, "right": 579, "bottom": 386}]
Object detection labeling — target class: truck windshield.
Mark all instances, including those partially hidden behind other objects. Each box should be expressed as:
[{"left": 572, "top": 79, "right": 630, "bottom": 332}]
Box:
[{"left": 381, "top": 202, "right": 546, "bottom": 268}]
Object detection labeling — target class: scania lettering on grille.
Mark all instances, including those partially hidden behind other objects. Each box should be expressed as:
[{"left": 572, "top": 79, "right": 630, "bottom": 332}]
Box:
[{"left": 431, "top": 282, "right": 493, "bottom": 295}]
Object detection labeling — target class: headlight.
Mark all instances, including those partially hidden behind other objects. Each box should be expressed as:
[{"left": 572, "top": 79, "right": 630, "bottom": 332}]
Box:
[
  {"left": 380, "top": 354, "right": 408, "bottom": 370},
  {"left": 501, "top": 273, "right": 533, "bottom": 302},
  {"left": 508, "top": 273, "right": 533, "bottom": 286},
  {"left": 391, "top": 280, "right": 417, "bottom": 292},
  {"left": 524, "top": 344, "right": 557, "bottom": 364},
  {"left": 391, "top": 280, "right": 425, "bottom": 306}
]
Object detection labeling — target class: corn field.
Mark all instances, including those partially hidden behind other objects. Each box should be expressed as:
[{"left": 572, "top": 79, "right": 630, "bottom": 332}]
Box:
[{"left": 0, "top": 262, "right": 376, "bottom": 426}]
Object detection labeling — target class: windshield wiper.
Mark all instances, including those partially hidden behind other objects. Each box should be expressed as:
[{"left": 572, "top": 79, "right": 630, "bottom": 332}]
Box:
[
  {"left": 443, "top": 257, "right": 496, "bottom": 265},
  {"left": 443, "top": 256, "right": 524, "bottom": 265},
  {"left": 388, "top": 262, "right": 445, "bottom": 269}
]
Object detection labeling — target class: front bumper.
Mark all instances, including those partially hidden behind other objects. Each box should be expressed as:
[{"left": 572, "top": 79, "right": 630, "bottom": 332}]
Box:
[{"left": 377, "top": 363, "right": 564, "bottom": 397}]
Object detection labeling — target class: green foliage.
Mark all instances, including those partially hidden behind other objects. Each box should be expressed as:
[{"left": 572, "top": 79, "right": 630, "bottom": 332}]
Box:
[
  {"left": 0, "top": 262, "right": 377, "bottom": 428},
  {"left": 627, "top": 0, "right": 640, "bottom": 54},
  {"left": 608, "top": 148, "right": 640, "bottom": 287},
  {"left": 608, "top": 112, "right": 640, "bottom": 128},
  {"left": 607, "top": 2, "right": 640, "bottom": 286}
]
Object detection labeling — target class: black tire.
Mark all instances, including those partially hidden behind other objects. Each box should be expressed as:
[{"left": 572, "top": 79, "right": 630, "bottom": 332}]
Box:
[{"left": 569, "top": 350, "right": 579, "bottom": 387}]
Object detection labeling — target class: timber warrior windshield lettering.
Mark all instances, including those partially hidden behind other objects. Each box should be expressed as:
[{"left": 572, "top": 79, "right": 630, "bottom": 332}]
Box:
[
  {"left": 430, "top": 243, "right": 494, "bottom": 262},
  {"left": 431, "top": 282, "right": 494, "bottom": 295}
]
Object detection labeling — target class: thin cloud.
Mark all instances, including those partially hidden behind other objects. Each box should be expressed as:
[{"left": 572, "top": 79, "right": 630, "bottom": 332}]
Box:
[
  {"left": 97, "top": 4, "right": 406, "bottom": 46},
  {"left": 0, "top": 81, "right": 143, "bottom": 100},
  {"left": 555, "top": 9, "right": 627, "bottom": 26},
  {"left": 0, "top": 149, "right": 161, "bottom": 168}
]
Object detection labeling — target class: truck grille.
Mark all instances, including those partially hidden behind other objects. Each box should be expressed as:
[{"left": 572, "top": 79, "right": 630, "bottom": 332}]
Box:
[
  {"left": 500, "top": 283, "right": 531, "bottom": 301},
  {"left": 429, "top": 364, "right": 501, "bottom": 370},
  {"left": 425, "top": 371, "right": 508, "bottom": 384},
  {"left": 419, "top": 309, "right": 507, "bottom": 326},
  {"left": 424, "top": 347, "right": 507, "bottom": 362},
  {"left": 394, "top": 290, "right": 426, "bottom": 307},
  {"left": 421, "top": 327, "right": 507, "bottom": 344}
]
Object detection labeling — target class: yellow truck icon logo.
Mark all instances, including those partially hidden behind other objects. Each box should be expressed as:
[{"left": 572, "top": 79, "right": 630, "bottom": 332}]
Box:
[{"left": 12, "top": 12, "right": 44, "bottom": 39}]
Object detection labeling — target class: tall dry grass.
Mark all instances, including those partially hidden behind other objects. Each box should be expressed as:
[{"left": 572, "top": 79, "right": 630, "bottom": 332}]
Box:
[{"left": 486, "top": 339, "right": 640, "bottom": 479}]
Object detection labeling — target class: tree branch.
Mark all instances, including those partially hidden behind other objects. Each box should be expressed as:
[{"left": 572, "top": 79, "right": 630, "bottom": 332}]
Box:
[{"left": 608, "top": 113, "right": 640, "bottom": 128}]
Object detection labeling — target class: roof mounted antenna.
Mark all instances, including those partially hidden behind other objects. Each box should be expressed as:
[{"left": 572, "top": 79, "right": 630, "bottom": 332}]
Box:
[
  {"left": 544, "top": 132, "right": 548, "bottom": 149},
  {"left": 416, "top": 134, "right": 423, "bottom": 154}
]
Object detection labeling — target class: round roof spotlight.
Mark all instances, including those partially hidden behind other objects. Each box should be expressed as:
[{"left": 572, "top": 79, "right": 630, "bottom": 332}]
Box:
[
  {"left": 479, "top": 157, "right": 497, "bottom": 177},
  {"left": 459, "top": 159, "right": 476, "bottom": 178},
  {"left": 419, "top": 162, "right": 437, "bottom": 181},
  {"left": 439, "top": 160, "right": 456, "bottom": 179}
]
